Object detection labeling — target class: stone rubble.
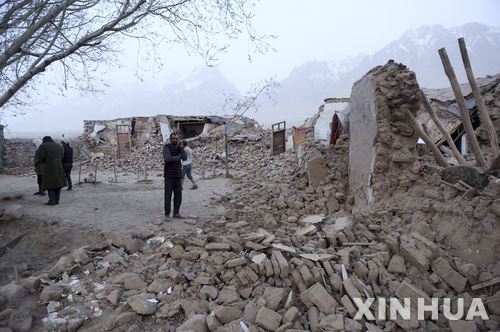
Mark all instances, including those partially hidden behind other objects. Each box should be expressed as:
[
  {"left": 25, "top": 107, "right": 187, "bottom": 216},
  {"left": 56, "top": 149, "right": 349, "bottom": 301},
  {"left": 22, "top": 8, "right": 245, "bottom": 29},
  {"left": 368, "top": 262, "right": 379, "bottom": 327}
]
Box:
[{"left": 0, "top": 61, "right": 499, "bottom": 331}]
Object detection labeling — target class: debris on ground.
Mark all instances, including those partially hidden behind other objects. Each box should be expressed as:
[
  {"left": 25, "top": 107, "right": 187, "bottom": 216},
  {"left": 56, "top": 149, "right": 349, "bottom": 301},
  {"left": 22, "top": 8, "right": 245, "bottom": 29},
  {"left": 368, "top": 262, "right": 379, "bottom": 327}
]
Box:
[{"left": 0, "top": 61, "right": 499, "bottom": 331}]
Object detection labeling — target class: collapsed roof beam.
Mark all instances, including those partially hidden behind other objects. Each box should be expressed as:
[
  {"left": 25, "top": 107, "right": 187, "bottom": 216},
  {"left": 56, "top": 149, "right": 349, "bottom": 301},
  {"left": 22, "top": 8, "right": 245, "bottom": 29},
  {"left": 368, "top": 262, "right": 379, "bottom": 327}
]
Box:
[{"left": 438, "top": 47, "right": 487, "bottom": 168}]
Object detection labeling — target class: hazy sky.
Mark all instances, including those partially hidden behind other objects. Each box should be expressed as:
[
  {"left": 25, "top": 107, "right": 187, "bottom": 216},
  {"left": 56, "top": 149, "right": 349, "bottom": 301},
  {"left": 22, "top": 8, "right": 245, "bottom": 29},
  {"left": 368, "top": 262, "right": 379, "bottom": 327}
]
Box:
[{"left": 2, "top": 0, "right": 500, "bottom": 135}]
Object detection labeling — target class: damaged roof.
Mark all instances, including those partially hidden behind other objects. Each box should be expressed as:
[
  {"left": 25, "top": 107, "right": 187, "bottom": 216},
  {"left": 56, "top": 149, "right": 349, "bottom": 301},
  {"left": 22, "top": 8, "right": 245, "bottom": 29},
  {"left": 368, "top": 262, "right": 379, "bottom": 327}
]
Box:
[{"left": 418, "top": 74, "right": 500, "bottom": 145}]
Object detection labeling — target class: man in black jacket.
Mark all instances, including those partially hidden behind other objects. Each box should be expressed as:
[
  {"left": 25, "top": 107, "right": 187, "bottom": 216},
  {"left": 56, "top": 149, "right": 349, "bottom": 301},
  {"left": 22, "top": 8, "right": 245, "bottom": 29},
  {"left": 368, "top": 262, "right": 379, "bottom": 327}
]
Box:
[
  {"left": 61, "top": 138, "right": 73, "bottom": 190},
  {"left": 163, "top": 133, "right": 187, "bottom": 221}
]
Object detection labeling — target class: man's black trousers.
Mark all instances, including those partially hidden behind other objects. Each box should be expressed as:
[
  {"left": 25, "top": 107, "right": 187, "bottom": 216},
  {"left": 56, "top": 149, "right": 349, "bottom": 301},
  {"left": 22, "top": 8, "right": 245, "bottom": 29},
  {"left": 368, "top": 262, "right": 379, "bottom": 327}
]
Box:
[
  {"left": 165, "top": 177, "right": 182, "bottom": 216},
  {"left": 47, "top": 188, "right": 62, "bottom": 204}
]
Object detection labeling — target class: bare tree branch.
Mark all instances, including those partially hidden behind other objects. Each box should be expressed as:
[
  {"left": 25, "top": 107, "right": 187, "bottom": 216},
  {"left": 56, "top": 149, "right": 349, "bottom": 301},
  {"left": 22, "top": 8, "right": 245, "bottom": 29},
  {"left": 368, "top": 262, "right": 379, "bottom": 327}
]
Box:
[{"left": 0, "top": 0, "right": 271, "bottom": 114}]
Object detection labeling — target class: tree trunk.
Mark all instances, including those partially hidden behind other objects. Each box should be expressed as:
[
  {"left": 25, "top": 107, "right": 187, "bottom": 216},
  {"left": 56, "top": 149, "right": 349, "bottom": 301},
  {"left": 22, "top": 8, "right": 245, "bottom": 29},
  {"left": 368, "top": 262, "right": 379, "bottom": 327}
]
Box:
[
  {"left": 458, "top": 37, "right": 499, "bottom": 156},
  {"left": 438, "top": 47, "right": 487, "bottom": 167}
]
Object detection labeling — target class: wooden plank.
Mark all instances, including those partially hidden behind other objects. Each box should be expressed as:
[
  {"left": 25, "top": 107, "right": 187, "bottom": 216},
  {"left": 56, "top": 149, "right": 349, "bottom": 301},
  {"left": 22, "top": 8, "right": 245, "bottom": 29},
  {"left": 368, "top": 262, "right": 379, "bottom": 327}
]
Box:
[
  {"left": 471, "top": 277, "right": 500, "bottom": 291},
  {"left": 341, "top": 242, "right": 372, "bottom": 246}
]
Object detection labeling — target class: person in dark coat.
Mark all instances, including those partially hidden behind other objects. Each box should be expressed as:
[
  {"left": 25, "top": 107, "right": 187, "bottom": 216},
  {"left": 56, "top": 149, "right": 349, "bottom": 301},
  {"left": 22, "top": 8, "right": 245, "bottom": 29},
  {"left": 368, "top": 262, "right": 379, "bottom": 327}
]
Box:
[
  {"left": 32, "top": 138, "right": 46, "bottom": 196},
  {"left": 38, "top": 136, "right": 67, "bottom": 205},
  {"left": 163, "top": 133, "right": 187, "bottom": 221},
  {"left": 61, "top": 138, "right": 73, "bottom": 190}
]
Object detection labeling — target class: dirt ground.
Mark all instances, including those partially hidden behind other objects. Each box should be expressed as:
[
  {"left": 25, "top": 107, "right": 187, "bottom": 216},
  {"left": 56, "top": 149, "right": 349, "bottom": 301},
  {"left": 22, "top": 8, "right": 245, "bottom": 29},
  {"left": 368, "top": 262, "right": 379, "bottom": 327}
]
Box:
[
  {"left": 0, "top": 170, "right": 229, "bottom": 232},
  {"left": 0, "top": 170, "right": 230, "bottom": 285}
]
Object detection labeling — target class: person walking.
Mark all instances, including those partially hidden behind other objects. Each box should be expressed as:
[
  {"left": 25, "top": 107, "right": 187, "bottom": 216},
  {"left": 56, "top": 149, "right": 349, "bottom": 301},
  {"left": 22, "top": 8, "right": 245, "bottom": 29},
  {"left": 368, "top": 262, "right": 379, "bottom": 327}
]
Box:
[
  {"left": 163, "top": 133, "right": 187, "bottom": 221},
  {"left": 32, "top": 138, "right": 45, "bottom": 196},
  {"left": 182, "top": 140, "right": 198, "bottom": 190},
  {"left": 61, "top": 137, "right": 73, "bottom": 190},
  {"left": 38, "top": 136, "right": 67, "bottom": 205}
]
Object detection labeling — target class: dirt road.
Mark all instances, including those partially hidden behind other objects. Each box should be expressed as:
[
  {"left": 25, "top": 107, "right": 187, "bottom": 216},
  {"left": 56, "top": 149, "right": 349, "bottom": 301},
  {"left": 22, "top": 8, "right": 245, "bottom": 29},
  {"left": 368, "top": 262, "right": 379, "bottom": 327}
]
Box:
[
  {"left": 0, "top": 170, "right": 231, "bottom": 285},
  {"left": 0, "top": 171, "right": 230, "bottom": 234}
]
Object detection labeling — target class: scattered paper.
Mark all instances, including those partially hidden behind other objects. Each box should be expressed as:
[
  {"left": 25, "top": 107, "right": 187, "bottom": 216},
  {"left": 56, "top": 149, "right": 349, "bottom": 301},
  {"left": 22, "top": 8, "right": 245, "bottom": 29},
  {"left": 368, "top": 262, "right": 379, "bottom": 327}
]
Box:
[
  {"left": 251, "top": 253, "right": 267, "bottom": 264},
  {"left": 272, "top": 243, "right": 297, "bottom": 254},
  {"left": 300, "top": 214, "right": 325, "bottom": 224},
  {"left": 147, "top": 236, "right": 166, "bottom": 245},
  {"left": 341, "top": 264, "right": 348, "bottom": 281},
  {"left": 240, "top": 321, "right": 250, "bottom": 332}
]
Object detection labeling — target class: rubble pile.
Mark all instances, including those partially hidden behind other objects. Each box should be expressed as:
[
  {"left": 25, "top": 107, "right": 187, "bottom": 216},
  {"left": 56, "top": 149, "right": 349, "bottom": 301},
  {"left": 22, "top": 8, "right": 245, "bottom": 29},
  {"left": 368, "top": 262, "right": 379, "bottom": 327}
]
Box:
[
  {"left": 83, "top": 124, "right": 269, "bottom": 176},
  {"left": 186, "top": 126, "right": 269, "bottom": 179},
  {"left": 86, "top": 138, "right": 164, "bottom": 174},
  {"left": 2, "top": 128, "right": 499, "bottom": 332},
  {"left": 2, "top": 187, "right": 499, "bottom": 331},
  {"left": 1, "top": 62, "right": 499, "bottom": 331}
]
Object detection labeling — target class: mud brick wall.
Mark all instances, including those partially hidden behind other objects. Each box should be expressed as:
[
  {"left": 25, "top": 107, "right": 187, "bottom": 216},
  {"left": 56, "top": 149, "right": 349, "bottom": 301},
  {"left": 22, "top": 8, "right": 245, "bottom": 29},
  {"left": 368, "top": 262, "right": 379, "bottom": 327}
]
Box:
[
  {"left": 3, "top": 138, "right": 36, "bottom": 171},
  {"left": 349, "top": 61, "right": 421, "bottom": 209}
]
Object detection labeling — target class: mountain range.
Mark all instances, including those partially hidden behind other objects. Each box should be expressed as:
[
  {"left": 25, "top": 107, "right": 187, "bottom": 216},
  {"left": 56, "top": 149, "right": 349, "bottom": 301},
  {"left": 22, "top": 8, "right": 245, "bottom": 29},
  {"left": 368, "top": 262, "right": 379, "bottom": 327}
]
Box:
[
  {"left": 6, "top": 22, "right": 500, "bottom": 136},
  {"left": 153, "top": 22, "right": 500, "bottom": 126},
  {"left": 261, "top": 22, "right": 500, "bottom": 125}
]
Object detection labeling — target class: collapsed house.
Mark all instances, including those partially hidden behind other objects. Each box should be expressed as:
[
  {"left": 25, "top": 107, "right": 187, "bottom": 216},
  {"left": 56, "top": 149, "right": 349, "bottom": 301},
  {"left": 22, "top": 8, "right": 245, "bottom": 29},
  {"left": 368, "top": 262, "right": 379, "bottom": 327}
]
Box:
[
  {"left": 287, "top": 98, "right": 350, "bottom": 151},
  {"left": 285, "top": 67, "right": 500, "bottom": 213},
  {"left": 81, "top": 115, "right": 257, "bottom": 159},
  {"left": 419, "top": 74, "right": 500, "bottom": 159}
]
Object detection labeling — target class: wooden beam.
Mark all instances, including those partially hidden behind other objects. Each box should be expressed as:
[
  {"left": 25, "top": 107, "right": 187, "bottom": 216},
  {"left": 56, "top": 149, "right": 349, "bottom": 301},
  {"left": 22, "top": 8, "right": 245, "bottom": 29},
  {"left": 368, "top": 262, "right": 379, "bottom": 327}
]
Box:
[
  {"left": 419, "top": 90, "right": 466, "bottom": 165},
  {"left": 438, "top": 47, "right": 487, "bottom": 167},
  {"left": 458, "top": 37, "right": 499, "bottom": 156},
  {"left": 471, "top": 277, "right": 500, "bottom": 291},
  {"left": 403, "top": 106, "right": 448, "bottom": 167}
]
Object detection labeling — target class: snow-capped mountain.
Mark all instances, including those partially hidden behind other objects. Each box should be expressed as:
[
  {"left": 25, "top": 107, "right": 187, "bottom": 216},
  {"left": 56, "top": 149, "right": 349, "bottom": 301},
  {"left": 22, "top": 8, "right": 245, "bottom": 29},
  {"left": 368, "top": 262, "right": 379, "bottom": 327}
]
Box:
[
  {"left": 259, "top": 22, "right": 500, "bottom": 126},
  {"left": 23, "top": 22, "right": 498, "bottom": 133},
  {"left": 153, "top": 66, "right": 241, "bottom": 116},
  {"left": 75, "top": 67, "right": 240, "bottom": 121}
]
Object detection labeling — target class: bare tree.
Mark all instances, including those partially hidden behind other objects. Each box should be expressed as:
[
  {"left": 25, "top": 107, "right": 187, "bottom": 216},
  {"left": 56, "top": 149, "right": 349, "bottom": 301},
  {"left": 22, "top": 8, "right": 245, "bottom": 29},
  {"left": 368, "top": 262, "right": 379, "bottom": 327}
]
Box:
[
  {"left": 0, "top": 0, "right": 271, "bottom": 113},
  {"left": 222, "top": 77, "right": 279, "bottom": 177}
]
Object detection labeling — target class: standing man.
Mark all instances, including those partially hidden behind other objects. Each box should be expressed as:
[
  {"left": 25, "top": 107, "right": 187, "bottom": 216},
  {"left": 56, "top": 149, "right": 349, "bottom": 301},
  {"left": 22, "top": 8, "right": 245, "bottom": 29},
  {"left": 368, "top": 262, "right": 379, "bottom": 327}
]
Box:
[
  {"left": 182, "top": 140, "right": 198, "bottom": 190},
  {"left": 61, "top": 137, "right": 73, "bottom": 190},
  {"left": 163, "top": 133, "right": 187, "bottom": 221},
  {"left": 38, "top": 136, "right": 67, "bottom": 205},
  {"left": 32, "top": 138, "right": 45, "bottom": 196}
]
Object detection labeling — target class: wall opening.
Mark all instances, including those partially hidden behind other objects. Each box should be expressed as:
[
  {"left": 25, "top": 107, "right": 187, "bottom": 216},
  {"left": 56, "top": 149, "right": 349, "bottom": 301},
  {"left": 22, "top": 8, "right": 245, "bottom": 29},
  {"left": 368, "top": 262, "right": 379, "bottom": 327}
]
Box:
[{"left": 177, "top": 122, "right": 205, "bottom": 138}]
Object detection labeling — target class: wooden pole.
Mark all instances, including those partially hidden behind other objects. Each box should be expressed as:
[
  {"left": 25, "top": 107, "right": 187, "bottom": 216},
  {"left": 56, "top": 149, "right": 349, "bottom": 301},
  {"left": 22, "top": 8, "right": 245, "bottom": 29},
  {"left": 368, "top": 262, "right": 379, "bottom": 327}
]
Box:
[
  {"left": 113, "top": 157, "right": 118, "bottom": 183},
  {"left": 94, "top": 160, "right": 99, "bottom": 184},
  {"left": 458, "top": 37, "right": 499, "bottom": 156},
  {"left": 438, "top": 47, "right": 487, "bottom": 167},
  {"left": 78, "top": 158, "right": 82, "bottom": 184},
  {"left": 419, "top": 90, "right": 466, "bottom": 165},
  {"left": 224, "top": 133, "right": 230, "bottom": 178},
  {"left": 403, "top": 106, "right": 448, "bottom": 167}
]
